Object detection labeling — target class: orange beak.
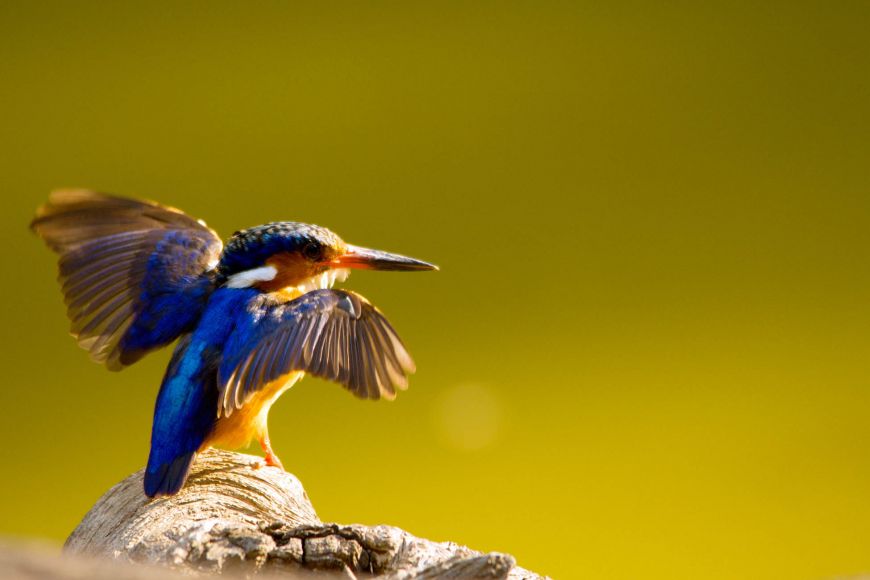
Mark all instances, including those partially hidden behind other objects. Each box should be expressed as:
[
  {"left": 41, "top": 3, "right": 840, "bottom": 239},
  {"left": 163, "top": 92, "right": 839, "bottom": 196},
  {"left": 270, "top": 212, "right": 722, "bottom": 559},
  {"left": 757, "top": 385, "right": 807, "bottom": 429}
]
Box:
[{"left": 334, "top": 245, "right": 438, "bottom": 271}]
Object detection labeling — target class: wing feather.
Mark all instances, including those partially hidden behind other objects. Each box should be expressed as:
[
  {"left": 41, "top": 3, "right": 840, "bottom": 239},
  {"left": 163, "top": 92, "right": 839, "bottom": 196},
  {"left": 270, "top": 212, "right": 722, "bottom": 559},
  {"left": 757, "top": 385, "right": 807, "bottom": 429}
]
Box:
[
  {"left": 217, "top": 289, "right": 416, "bottom": 416},
  {"left": 32, "top": 190, "right": 223, "bottom": 369}
]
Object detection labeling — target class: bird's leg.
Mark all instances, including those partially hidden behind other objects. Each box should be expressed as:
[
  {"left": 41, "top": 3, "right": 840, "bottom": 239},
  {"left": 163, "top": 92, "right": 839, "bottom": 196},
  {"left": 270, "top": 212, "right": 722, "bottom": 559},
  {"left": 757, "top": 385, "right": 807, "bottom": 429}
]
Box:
[{"left": 258, "top": 432, "right": 285, "bottom": 470}]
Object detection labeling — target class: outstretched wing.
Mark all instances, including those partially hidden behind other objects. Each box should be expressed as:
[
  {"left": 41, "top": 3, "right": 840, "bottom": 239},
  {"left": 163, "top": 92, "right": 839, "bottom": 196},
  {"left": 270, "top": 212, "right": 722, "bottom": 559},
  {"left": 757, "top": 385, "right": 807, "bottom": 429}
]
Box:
[
  {"left": 31, "top": 189, "right": 223, "bottom": 370},
  {"left": 217, "top": 289, "right": 416, "bottom": 417}
]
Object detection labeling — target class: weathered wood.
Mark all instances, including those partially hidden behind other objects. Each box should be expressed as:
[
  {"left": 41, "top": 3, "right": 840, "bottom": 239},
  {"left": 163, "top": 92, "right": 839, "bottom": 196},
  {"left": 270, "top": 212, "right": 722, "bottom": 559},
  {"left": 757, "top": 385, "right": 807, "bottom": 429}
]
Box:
[
  {"left": 65, "top": 449, "right": 545, "bottom": 579},
  {"left": 0, "top": 541, "right": 192, "bottom": 580}
]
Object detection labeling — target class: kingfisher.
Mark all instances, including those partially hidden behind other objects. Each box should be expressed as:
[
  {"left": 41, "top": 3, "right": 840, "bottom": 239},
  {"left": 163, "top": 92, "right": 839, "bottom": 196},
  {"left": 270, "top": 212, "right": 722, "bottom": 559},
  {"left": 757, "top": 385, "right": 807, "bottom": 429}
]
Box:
[{"left": 32, "top": 190, "right": 436, "bottom": 497}]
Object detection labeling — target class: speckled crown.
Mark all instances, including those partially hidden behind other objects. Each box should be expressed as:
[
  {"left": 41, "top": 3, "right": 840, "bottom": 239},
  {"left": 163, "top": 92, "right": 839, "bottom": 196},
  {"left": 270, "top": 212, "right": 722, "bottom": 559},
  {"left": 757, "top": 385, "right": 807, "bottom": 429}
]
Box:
[{"left": 217, "top": 222, "right": 343, "bottom": 276}]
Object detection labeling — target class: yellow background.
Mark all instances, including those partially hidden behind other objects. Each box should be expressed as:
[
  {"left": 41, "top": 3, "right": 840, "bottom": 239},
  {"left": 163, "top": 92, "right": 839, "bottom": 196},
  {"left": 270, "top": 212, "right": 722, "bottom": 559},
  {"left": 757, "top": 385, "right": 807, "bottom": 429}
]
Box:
[{"left": 1, "top": 2, "right": 868, "bottom": 578}]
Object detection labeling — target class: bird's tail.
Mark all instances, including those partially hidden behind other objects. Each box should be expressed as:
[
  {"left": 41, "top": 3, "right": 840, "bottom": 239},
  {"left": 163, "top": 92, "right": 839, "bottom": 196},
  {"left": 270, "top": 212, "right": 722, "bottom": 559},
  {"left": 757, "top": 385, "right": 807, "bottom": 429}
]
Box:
[
  {"left": 145, "top": 451, "right": 197, "bottom": 497},
  {"left": 144, "top": 334, "right": 218, "bottom": 498}
]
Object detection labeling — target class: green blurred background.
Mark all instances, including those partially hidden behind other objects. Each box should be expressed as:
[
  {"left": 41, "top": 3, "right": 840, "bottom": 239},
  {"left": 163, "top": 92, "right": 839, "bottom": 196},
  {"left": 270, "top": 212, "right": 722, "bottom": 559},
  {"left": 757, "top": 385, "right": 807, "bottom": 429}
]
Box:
[{"left": 1, "top": 2, "right": 868, "bottom": 578}]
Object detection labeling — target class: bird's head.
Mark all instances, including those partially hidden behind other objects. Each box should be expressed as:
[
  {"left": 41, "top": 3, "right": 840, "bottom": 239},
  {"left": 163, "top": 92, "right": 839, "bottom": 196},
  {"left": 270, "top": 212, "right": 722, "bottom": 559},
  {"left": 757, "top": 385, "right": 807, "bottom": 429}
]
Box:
[{"left": 217, "top": 222, "right": 436, "bottom": 292}]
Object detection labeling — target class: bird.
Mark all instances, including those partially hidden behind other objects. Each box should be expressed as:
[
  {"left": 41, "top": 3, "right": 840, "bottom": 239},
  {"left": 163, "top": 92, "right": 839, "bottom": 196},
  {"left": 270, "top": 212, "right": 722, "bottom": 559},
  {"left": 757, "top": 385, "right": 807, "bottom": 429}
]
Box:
[{"left": 31, "top": 189, "right": 437, "bottom": 497}]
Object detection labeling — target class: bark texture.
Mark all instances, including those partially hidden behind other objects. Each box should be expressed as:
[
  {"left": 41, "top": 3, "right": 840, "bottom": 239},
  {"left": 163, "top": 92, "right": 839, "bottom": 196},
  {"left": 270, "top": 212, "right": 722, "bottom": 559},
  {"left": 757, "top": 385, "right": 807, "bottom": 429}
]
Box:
[{"left": 65, "top": 449, "right": 545, "bottom": 579}]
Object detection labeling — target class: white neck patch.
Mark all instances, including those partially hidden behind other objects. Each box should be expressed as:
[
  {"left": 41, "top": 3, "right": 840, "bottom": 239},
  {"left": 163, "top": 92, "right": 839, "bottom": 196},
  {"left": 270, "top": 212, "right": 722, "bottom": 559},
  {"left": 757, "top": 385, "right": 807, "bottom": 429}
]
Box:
[
  {"left": 223, "top": 265, "right": 351, "bottom": 292},
  {"left": 224, "top": 265, "right": 278, "bottom": 288}
]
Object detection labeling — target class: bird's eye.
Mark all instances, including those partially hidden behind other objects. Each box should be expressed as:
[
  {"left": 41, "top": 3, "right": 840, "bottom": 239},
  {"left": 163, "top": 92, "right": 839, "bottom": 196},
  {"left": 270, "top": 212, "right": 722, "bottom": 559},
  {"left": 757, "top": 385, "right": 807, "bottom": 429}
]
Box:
[{"left": 302, "top": 242, "right": 322, "bottom": 261}]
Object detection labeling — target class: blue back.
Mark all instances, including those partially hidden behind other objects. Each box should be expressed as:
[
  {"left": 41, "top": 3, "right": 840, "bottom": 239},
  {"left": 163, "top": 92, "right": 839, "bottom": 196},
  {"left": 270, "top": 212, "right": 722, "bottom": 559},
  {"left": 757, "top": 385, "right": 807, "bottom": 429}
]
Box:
[{"left": 144, "top": 287, "right": 257, "bottom": 497}]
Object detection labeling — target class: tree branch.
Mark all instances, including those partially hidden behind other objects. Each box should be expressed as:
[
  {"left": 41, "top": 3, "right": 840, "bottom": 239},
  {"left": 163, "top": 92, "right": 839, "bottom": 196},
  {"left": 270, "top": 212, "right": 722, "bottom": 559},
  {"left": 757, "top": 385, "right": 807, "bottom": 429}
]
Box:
[{"left": 64, "top": 449, "right": 545, "bottom": 579}]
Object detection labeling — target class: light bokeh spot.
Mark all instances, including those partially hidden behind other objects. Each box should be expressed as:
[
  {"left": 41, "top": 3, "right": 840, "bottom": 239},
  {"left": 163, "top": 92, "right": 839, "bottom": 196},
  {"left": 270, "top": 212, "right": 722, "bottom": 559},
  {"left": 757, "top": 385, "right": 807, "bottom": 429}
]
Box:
[{"left": 435, "top": 384, "right": 502, "bottom": 451}]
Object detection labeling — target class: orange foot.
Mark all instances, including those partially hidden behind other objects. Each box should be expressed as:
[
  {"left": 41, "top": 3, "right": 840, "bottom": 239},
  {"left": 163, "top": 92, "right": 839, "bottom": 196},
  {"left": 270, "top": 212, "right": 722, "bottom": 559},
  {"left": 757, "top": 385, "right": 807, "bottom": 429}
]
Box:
[
  {"left": 265, "top": 451, "right": 284, "bottom": 470},
  {"left": 258, "top": 434, "right": 285, "bottom": 470}
]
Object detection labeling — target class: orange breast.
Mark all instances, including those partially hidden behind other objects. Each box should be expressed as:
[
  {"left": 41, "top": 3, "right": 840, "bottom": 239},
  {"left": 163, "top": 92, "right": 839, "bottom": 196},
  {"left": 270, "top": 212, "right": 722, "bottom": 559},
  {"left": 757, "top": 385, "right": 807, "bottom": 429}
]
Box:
[
  {"left": 204, "top": 284, "right": 306, "bottom": 451},
  {"left": 203, "top": 371, "right": 304, "bottom": 451}
]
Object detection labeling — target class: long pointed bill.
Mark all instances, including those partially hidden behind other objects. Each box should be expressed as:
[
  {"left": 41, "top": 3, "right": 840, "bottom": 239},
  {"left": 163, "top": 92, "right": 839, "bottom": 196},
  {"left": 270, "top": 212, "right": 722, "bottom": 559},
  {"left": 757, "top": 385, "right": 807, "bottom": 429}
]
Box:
[{"left": 335, "top": 244, "right": 438, "bottom": 271}]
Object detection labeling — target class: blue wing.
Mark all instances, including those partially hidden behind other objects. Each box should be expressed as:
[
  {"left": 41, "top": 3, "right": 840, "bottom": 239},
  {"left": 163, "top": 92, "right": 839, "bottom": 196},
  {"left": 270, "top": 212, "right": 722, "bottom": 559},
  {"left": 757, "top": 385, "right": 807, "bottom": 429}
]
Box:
[
  {"left": 31, "top": 190, "right": 223, "bottom": 370},
  {"left": 217, "top": 289, "right": 416, "bottom": 417}
]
